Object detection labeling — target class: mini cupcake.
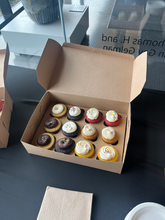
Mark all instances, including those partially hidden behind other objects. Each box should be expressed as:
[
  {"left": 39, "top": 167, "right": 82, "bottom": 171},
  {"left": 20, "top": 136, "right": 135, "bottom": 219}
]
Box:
[
  {"left": 55, "top": 137, "right": 75, "bottom": 154},
  {"left": 62, "top": 121, "right": 80, "bottom": 137},
  {"left": 51, "top": 104, "right": 67, "bottom": 117},
  {"left": 44, "top": 118, "right": 61, "bottom": 133},
  {"left": 104, "top": 110, "right": 121, "bottom": 126},
  {"left": 81, "top": 124, "right": 97, "bottom": 141},
  {"left": 98, "top": 145, "right": 118, "bottom": 162},
  {"left": 75, "top": 140, "right": 95, "bottom": 158},
  {"left": 102, "top": 127, "right": 118, "bottom": 144},
  {"left": 67, "top": 106, "right": 84, "bottom": 121},
  {"left": 85, "top": 108, "right": 102, "bottom": 123},
  {"left": 35, "top": 133, "right": 55, "bottom": 150}
]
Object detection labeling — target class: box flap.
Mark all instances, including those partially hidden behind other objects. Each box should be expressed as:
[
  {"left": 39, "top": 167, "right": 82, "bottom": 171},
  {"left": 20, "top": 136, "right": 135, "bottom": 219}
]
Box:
[
  {"left": 37, "top": 39, "right": 147, "bottom": 103},
  {"left": 36, "top": 39, "right": 62, "bottom": 90},
  {"left": 37, "top": 186, "right": 93, "bottom": 220},
  {"left": 0, "top": 44, "right": 9, "bottom": 88},
  {"left": 0, "top": 120, "right": 9, "bottom": 148},
  {"left": 130, "top": 52, "right": 147, "bottom": 102},
  {"left": 38, "top": 39, "right": 137, "bottom": 103}
]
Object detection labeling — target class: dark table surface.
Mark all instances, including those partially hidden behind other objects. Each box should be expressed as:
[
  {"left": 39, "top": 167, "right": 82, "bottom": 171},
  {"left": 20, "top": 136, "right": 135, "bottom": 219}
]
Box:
[{"left": 0, "top": 65, "right": 165, "bottom": 220}]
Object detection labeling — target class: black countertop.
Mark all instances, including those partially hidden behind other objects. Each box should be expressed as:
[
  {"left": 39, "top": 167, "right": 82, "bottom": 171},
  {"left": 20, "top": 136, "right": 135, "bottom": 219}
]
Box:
[{"left": 0, "top": 65, "right": 165, "bottom": 220}]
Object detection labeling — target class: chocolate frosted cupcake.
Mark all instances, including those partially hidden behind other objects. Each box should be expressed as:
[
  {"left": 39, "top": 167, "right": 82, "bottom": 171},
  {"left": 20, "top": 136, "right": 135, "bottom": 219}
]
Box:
[
  {"left": 55, "top": 137, "right": 75, "bottom": 154},
  {"left": 67, "top": 106, "right": 84, "bottom": 121},
  {"left": 44, "top": 118, "right": 61, "bottom": 133},
  {"left": 62, "top": 121, "right": 80, "bottom": 137},
  {"left": 35, "top": 133, "right": 55, "bottom": 150}
]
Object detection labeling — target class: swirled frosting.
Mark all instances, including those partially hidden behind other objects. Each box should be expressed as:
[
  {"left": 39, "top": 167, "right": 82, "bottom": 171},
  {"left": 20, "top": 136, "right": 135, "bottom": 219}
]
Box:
[
  {"left": 62, "top": 121, "right": 77, "bottom": 133},
  {"left": 87, "top": 108, "right": 99, "bottom": 120},
  {"left": 100, "top": 146, "right": 115, "bottom": 160},
  {"left": 83, "top": 124, "right": 96, "bottom": 136},
  {"left": 52, "top": 104, "right": 63, "bottom": 114},
  {"left": 69, "top": 106, "right": 81, "bottom": 116},
  {"left": 102, "top": 127, "right": 115, "bottom": 140},
  {"left": 76, "top": 140, "right": 91, "bottom": 155},
  {"left": 106, "top": 110, "right": 118, "bottom": 122}
]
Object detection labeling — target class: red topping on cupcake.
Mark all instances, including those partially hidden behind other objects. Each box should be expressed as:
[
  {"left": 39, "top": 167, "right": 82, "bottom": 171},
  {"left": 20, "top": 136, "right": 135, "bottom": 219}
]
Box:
[
  {"left": 104, "top": 114, "right": 121, "bottom": 126},
  {"left": 0, "top": 100, "right": 4, "bottom": 111},
  {"left": 86, "top": 112, "right": 102, "bottom": 123}
]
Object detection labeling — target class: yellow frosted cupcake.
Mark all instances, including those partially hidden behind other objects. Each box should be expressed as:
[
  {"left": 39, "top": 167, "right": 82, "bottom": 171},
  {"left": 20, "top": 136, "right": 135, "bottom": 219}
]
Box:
[
  {"left": 97, "top": 145, "right": 118, "bottom": 162},
  {"left": 75, "top": 140, "right": 95, "bottom": 158}
]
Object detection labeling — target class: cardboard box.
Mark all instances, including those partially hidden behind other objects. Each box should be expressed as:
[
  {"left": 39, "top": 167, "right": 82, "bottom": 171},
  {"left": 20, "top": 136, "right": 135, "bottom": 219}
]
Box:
[
  {"left": 21, "top": 39, "right": 147, "bottom": 174},
  {"left": 37, "top": 186, "right": 93, "bottom": 220},
  {"left": 108, "top": 4, "right": 145, "bottom": 30},
  {"left": 0, "top": 46, "right": 13, "bottom": 148}
]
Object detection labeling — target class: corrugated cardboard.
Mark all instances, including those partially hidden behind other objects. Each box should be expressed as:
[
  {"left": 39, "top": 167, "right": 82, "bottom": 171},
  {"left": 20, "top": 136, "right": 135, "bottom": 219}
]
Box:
[
  {"left": 37, "top": 186, "right": 93, "bottom": 220},
  {"left": 21, "top": 39, "right": 147, "bottom": 174},
  {"left": 0, "top": 46, "right": 13, "bottom": 148}
]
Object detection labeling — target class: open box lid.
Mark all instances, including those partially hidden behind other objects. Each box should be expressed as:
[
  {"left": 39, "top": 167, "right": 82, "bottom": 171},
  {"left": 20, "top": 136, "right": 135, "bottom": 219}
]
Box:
[
  {"left": 0, "top": 45, "right": 9, "bottom": 88},
  {"left": 37, "top": 39, "right": 147, "bottom": 103}
]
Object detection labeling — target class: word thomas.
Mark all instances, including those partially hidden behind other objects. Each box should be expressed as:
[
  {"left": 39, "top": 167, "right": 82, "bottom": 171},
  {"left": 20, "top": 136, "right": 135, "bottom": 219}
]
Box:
[{"left": 102, "top": 34, "right": 165, "bottom": 57}]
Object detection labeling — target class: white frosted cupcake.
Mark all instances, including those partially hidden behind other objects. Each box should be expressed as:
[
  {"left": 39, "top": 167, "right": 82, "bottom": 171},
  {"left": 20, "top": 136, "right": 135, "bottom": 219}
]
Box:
[
  {"left": 67, "top": 106, "right": 84, "bottom": 121},
  {"left": 81, "top": 124, "right": 98, "bottom": 140},
  {"left": 51, "top": 103, "right": 67, "bottom": 117},
  {"left": 98, "top": 145, "right": 118, "bottom": 162}
]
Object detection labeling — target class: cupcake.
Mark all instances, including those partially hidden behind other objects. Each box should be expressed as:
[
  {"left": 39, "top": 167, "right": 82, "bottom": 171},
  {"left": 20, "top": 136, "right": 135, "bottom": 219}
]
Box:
[
  {"left": 101, "top": 127, "right": 118, "bottom": 144},
  {"left": 85, "top": 108, "right": 102, "bottom": 123},
  {"left": 81, "top": 124, "right": 97, "bottom": 141},
  {"left": 44, "top": 118, "right": 61, "bottom": 133},
  {"left": 104, "top": 110, "right": 121, "bottom": 126},
  {"left": 55, "top": 137, "right": 75, "bottom": 154},
  {"left": 51, "top": 104, "right": 67, "bottom": 117},
  {"left": 97, "top": 145, "right": 118, "bottom": 162},
  {"left": 75, "top": 140, "right": 95, "bottom": 158},
  {"left": 35, "top": 133, "right": 55, "bottom": 150},
  {"left": 67, "top": 106, "right": 84, "bottom": 121},
  {"left": 62, "top": 121, "right": 80, "bottom": 137}
]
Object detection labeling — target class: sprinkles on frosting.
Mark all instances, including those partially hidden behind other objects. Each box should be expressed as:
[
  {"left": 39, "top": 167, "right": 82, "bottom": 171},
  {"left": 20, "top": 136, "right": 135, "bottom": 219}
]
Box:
[
  {"left": 70, "top": 107, "right": 77, "bottom": 113},
  {"left": 106, "top": 110, "right": 118, "bottom": 122},
  {"left": 61, "top": 138, "right": 69, "bottom": 144},
  {"left": 87, "top": 108, "right": 99, "bottom": 120},
  {"left": 100, "top": 146, "right": 115, "bottom": 160},
  {"left": 41, "top": 136, "right": 45, "bottom": 141}
]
